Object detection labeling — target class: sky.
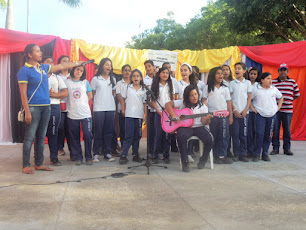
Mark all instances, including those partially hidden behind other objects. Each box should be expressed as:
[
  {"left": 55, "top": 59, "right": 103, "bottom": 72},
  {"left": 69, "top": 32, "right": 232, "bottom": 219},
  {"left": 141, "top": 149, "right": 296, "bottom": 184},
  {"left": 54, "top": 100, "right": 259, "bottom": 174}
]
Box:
[{"left": 0, "top": 0, "right": 207, "bottom": 47}]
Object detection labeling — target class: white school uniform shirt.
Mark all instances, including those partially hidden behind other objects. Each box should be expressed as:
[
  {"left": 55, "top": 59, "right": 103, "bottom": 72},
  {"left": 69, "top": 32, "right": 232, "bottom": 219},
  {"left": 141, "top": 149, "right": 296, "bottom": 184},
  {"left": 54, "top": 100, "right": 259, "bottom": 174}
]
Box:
[
  {"left": 222, "top": 79, "right": 230, "bottom": 87},
  {"left": 249, "top": 82, "right": 258, "bottom": 112},
  {"left": 48, "top": 73, "right": 67, "bottom": 104},
  {"left": 121, "top": 84, "right": 147, "bottom": 119},
  {"left": 203, "top": 85, "right": 231, "bottom": 112},
  {"left": 252, "top": 84, "right": 282, "bottom": 118},
  {"left": 59, "top": 73, "right": 70, "bottom": 112},
  {"left": 116, "top": 79, "right": 129, "bottom": 111},
  {"left": 66, "top": 79, "right": 92, "bottom": 120},
  {"left": 143, "top": 75, "right": 154, "bottom": 111},
  {"left": 156, "top": 82, "right": 175, "bottom": 112},
  {"left": 171, "top": 76, "right": 179, "bottom": 95},
  {"left": 173, "top": 99, "right": 209, "bottom": 128},
  {"left": 178, "top": 80, "right": 189, "bottom": 99},
  {"left": 91, "top": 75, "right": 116, "bottom": 112},
  {"left": 229, "top": 78, "right": 252, "bottom": 113},
  {"left": 197, "top": 80, "right": 205, "bottom": 99}
]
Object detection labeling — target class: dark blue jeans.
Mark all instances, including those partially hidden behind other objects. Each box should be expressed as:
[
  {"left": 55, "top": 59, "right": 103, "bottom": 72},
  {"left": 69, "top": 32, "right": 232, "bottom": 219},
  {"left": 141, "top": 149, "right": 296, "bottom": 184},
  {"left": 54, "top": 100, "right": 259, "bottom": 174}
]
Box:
[
  {"left": 121, "top": 117, "right": 143, "bottom": 157},
  {"left": 46, "top": 104, "right": 61, "bottom": 159},
  {"left": 147, "top": 110, "right": 156, "bottom": 154},
  {"left": 232, "top": 115, "right": 248, "bottom": 156},
  {"left": 272, "top": 112, "right": 293, "bottom": 151},
  {"left": 247, "top": 112, "right": 256, "bottom": 155},
  {"left": 93, "top": 111, "right": 115, "bottom": 156},
  {"left": 177, "top": 126, "right": 214, "bottom": 163},
  {"left": 118, "top": 112, "right": 125, "bottom": 147},
  {"left": 58, "top": 112, "right": 71, "bottom": 153},
  {"left": 209, "top": 117, "right": 229, "bottom": 157},
  {"left": 153, "top": 113, "right": 170, "bottom": 159},
  {"left": 254, "top": 114, "right": 275, "bottom": 157},
  {"left": 67, "top": 117, "right": 93, "bottom": 161},
  {"left": 22, "top": 106, "right": 51, "bottom": 168}
]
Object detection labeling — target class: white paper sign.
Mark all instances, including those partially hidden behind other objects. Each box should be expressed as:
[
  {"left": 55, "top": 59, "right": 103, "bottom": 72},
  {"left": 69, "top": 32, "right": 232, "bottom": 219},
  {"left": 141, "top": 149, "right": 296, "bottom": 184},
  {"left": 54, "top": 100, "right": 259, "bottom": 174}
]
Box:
[{"left": 147, "top": 50, "right": 178, "bottom": 71}]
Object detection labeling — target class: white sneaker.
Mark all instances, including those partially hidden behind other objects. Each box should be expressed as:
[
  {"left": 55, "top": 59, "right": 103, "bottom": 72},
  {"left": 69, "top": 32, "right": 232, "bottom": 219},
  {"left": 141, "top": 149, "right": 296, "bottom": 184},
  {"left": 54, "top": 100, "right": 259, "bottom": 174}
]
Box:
[
  {"left": 188, "top": 155, "right": 195, "bottom": 163},
  {"left": 105, "top": 153, "right": 115, "bottom": 162},
  {"left": 93, "top": 155, "right": 100, "bottom": 163}
]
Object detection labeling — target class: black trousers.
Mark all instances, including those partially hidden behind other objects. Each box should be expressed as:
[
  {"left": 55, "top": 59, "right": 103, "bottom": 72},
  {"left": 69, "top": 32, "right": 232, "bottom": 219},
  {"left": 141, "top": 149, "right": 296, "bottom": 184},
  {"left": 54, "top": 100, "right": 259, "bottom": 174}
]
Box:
[{"left": 177, "top": 126, "right": 214, "bottom": 164}]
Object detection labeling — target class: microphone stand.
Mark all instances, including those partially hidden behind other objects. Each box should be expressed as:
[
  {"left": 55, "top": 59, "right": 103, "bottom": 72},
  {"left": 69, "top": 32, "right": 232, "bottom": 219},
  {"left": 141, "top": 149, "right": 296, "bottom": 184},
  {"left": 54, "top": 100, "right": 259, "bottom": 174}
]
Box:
[{"left": 128, "top": 84, "right": 170, "bottom": 175}]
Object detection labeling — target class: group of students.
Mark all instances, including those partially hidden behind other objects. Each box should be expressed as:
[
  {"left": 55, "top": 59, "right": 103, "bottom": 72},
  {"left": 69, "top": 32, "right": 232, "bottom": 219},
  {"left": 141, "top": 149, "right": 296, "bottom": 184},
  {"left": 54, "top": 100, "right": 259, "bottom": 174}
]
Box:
[{"left": 17, "top": 44, "right": 299, "bottom": 174}]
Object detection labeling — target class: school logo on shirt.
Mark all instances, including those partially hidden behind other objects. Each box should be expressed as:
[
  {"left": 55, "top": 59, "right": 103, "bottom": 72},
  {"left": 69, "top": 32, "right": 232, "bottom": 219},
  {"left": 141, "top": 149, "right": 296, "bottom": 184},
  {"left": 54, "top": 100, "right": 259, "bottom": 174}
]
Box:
[{"left": 73, "top": 90, "right": 81, "bottom": 99}]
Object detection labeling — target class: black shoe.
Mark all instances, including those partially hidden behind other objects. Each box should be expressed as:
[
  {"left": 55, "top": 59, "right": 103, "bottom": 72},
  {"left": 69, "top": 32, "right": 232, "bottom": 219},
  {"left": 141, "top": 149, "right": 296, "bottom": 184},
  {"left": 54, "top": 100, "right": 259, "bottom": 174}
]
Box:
[
  {"left": 284, "top": 150, "right": 294, "bottom": 156},
  {"left": 152, "top": 158, "right": 159, "bottom": 164},
  {"left": 75, "top": 160, "right": 82, "bottom": 166},
  {"left": 232, "top": 156, "right": 238, "bottom": 162},
  {"left": 119, "top": 156, "right": 129, "bottom": 165},
  {"left": 164, "top": 158, "right": 171, "bottom": 164},
  {"left": 262, "top": 155, "right": 271, "bottom": 161},
  {"left": 214, "top": 157, "right": 233, "bottom": 164},
  {"left": 50, "top": 158, "right": 62, "bottom": 166},
  {"left": 198, "top": 157, "right": 207, "bottom": 169},
  {"left": 182, "top": 162, "right": 190, "bottom": 172},
  {"left": 239, "top": 156, "right": 249, "bottom": 162},
  {"left": 132, "top": 155, "right": 143, "bottom": 163},
  {"left": 111, "top": 150, "right": 121, "bottom": 157},
  {"left": 252, "top": 156, "right": 260, "bottom": 162},
  {"left": 227, "top": 150, "right": 234, "bottom": 158},
  {"left": 270, "top": 149, "right": 279, "bottom": 155},
  {"left": 246, "top": 153, "right": 254, "bottom": 158},
  {"left": 171, "top": 145, "right": 179, "bottom": 152},
  {"left": 86, "top": 160, "right": 93, "bottom": 165}
]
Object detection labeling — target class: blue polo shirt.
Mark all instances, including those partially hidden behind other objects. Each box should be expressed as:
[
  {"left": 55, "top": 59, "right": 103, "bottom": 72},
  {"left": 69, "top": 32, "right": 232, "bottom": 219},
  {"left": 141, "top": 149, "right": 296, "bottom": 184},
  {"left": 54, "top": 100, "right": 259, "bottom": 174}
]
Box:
[{"left": 17, "top": 63, "right": 51, "bottom": 106}]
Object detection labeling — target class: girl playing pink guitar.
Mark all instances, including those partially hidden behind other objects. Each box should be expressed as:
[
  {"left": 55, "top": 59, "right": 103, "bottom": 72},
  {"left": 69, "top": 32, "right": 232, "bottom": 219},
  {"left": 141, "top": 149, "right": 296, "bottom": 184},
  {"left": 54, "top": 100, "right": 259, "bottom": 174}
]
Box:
[{"left": 165, "top": 85, "right": 214, "bottom": 172}]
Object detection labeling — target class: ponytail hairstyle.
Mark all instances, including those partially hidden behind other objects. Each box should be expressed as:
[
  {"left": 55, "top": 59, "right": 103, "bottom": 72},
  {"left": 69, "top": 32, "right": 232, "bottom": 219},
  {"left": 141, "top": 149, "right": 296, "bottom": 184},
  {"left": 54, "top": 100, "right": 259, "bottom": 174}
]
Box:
[
  {"left": 151, "top": 67, "right": 174, "bottom": 101},
  {"left": 207, "top": 66, "right": 225, "bottom": 93},
  {"left": 247, "top": 67, "right": 261, "bottom": 82},
  {"left": 221, "top": 64, "right": 233, "bottom": 81},
  {"left": 130, "top": 69, "right": 145, "bottom": 89},
  {"left": 96, "top": 57, "right": 116, "bottom": 88},
  {"left": 234, "top": 62, "right": 248, "bottom": 79},
  {"left": 183, "top": 84, "right": 202, "bottom": 109},
  {"left": 70, "top": 65, "right": 87, "bottom": 81},
  {"left": 24, "top": 44, "right": 38, "bottom": 63}
]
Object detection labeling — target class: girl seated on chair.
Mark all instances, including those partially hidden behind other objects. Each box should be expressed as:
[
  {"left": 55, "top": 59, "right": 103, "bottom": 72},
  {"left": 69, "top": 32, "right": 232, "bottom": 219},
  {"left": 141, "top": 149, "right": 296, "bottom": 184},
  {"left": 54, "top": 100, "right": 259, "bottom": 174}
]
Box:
[{"left": 165, "top": 85, "right": 214, "bottom": 172}]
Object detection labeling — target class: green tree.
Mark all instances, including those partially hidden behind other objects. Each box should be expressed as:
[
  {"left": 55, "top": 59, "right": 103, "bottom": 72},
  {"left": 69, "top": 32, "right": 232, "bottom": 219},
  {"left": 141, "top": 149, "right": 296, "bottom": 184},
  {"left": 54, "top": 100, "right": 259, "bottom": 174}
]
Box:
[{"left": 0, "top": 0, "right": 6, "bottom": 10}]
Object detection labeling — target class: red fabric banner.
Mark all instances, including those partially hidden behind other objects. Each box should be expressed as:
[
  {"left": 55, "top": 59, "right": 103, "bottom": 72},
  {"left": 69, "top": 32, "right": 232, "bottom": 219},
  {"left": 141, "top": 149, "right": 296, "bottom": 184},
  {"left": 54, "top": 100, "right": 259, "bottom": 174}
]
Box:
[
  {"left": 263, "top": 65, "right": 306, "bottom": 141},
  {"left": 239, "top": 41, "right": 306, "bottom": 67},
  {"left": 0, "top": 28, "right": 56, "bottom": 54},
  {"left": 52, "top": 37, "right": 71, "bottom": 64}
]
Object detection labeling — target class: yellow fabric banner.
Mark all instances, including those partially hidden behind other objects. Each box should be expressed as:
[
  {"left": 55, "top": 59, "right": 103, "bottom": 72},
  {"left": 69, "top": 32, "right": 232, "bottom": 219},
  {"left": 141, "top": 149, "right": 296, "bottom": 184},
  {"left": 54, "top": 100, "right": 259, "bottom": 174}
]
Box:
[{"left": 71, "top": 39, "right": 241, "bottom": 79}]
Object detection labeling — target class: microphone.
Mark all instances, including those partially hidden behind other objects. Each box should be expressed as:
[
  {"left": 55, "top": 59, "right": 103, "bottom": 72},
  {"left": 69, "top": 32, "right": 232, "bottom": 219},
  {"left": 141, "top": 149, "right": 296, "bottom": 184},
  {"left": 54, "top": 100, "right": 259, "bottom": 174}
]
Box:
[{"left": 81, "top": 59, "right": 95, "bottom": 66}]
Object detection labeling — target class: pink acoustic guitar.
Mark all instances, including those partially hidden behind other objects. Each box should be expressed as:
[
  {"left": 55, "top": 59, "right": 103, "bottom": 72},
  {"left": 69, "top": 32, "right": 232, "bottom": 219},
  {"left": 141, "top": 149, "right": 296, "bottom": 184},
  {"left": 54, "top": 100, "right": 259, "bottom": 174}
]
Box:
[{"left": 161, "top": 108, "right": 229, "bottom": 133}]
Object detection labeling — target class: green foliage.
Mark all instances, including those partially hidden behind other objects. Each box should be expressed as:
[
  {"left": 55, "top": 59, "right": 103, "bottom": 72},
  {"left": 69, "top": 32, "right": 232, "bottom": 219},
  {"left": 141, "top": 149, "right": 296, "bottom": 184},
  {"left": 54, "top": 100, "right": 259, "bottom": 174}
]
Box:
[
  {"left": 0, "top": 0, "right": 6, "bottom": 10},
  {"left": 126, "top": 0, "right": 305, "bottom": 50},
  {"left": 59, "top": 0, "right": 81, "bottom": 7}
]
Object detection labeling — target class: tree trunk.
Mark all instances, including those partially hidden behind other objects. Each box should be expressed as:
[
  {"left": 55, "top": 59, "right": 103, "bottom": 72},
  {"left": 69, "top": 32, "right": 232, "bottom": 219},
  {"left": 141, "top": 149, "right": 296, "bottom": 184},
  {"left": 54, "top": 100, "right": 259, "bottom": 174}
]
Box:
[{"left": 5, "top": 0, "right": 14, "bottom": 30}]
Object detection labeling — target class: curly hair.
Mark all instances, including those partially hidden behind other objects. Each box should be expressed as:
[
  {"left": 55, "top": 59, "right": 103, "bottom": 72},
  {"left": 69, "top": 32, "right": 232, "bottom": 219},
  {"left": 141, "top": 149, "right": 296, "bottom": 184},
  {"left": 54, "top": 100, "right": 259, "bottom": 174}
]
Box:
[
  {"left": 151, "top": 67, "right": 174, "bottom": 101},
  {"left": 207, "top": 66, "right": 225, "bottom": 93}
]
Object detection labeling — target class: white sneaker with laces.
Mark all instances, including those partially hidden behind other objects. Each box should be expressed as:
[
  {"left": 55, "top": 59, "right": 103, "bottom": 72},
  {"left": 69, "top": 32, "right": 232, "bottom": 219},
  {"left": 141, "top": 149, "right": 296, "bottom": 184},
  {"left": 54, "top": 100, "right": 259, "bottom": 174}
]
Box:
[
  {"left": 93, "top": 155, "right": 100, "bottom": 163},
  {"left": 188, "top": 155, "right": 195, "bottom": 163},
  {"left": 105, "top": 153, "right": 115, "bottom": 162}
]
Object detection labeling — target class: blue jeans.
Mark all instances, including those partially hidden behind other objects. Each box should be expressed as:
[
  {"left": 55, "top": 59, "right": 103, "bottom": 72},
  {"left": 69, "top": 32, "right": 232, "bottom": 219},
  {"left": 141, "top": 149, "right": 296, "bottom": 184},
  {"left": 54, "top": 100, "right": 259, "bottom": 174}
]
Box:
[
  {"left": 147, "top": 111, "right": 156, "bottom": 154},
  {"left": 22, "top": 106, "right": 51, "bottom": 168},
  {"left": 46, "top": 104, "right": 61, "bottom": 159},
  {"left": 272, "top": 112, "right": 293, "bottom": 151},
  {"left": 58, "top": 112, "right": 71, "bottom": 153},
  {"left": 118, "top": 112, "right": 125, "bottom": 147},
  {"left": 153, "top": 113, "right": 170, "bottom": 159},
  {"left": 254, "top": 114, "right": 275, "bottom": 157},
  {"left": 93, "top": 111, "right": 115, "bottom": 156},
  {"left": 121, "top": 117, "right": 143, "bottom": 157},
  {"left": 209, "top": 117, "right": 229, "bottom": 157},
  {"left": 247, "top": 112, "right": 256, "bottom": 155},
  {"left": 67, "top": 117, "right": 93, "bottom": 161},
  {"left": 232, "top": 115, "right": 248, "bottom": 156}
]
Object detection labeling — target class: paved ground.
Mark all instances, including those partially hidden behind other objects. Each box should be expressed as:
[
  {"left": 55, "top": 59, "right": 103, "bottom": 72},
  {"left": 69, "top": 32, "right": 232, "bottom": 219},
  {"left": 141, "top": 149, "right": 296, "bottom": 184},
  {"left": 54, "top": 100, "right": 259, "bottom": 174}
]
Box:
[{"left": 0, "top": 140, "right": 306, "bottom": 230}]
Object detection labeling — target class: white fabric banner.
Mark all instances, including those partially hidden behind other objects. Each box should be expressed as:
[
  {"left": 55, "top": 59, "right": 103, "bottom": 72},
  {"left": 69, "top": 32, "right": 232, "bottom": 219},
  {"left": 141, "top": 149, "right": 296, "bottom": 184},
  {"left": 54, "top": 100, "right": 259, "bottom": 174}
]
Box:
[
  {"left": 147, "top": 50, "right": 179, "bottom": 71},
  {"left": 0, "top": 53, "right": 13, "bottom": 144}
]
